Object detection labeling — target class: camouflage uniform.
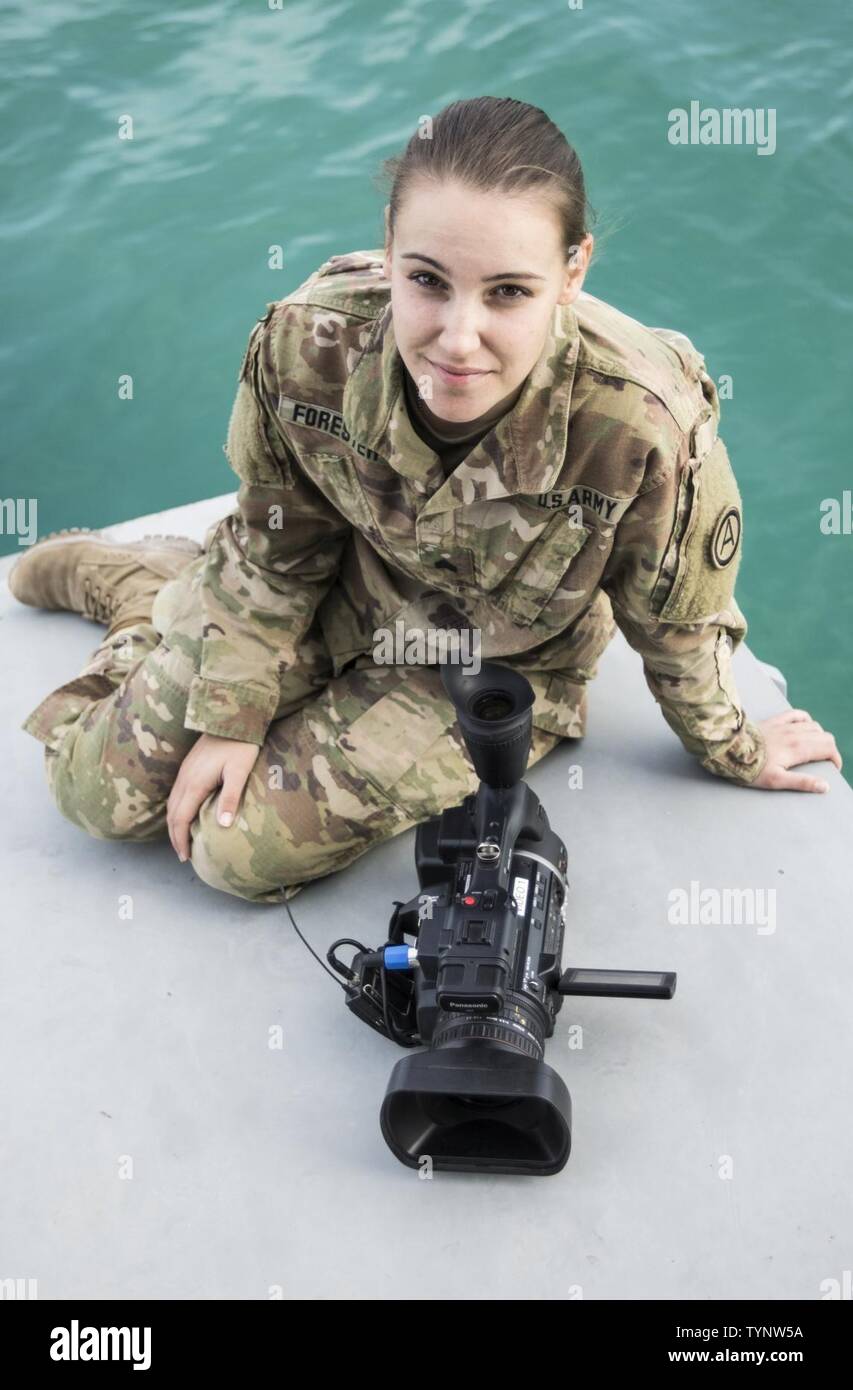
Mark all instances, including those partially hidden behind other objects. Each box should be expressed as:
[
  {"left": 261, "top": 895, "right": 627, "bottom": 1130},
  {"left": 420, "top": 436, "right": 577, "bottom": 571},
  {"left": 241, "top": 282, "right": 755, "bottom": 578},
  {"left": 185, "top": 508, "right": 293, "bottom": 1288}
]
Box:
[{"left": 22, "top": 249, "right": 765, "bottom": 904}]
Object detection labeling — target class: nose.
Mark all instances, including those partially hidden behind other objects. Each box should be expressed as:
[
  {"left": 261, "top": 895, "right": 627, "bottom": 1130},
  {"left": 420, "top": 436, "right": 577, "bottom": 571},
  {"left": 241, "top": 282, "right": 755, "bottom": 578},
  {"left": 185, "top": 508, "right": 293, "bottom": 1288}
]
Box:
[{"left": 435, "top": 298, "right": 484, "bottom": 360}]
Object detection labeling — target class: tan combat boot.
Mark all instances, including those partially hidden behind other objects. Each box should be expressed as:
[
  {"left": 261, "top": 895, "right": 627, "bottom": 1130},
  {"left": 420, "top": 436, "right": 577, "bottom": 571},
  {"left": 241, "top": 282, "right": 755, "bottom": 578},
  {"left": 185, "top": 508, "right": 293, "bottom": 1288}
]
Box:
[{"left": 7, "top": 526, "right": 203, "bottom": 638}]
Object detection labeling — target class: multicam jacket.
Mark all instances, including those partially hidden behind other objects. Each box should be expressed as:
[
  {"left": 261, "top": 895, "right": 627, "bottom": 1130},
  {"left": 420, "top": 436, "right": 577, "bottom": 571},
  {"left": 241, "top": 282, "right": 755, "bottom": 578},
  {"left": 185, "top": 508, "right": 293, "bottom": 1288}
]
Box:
[{"left": 184, "top": 248, "right": 767, "bottom": 786}]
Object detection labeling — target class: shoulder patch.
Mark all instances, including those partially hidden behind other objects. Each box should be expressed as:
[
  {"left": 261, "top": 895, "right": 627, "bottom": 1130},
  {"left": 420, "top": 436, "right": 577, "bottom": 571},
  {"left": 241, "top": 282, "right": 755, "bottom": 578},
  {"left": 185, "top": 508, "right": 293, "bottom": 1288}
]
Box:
[
  {"left": 656, "top": 438, "right": 744, "bottom": 622},
  {"left": 710, "top": 506, "right": 741, "bottom": 568}
]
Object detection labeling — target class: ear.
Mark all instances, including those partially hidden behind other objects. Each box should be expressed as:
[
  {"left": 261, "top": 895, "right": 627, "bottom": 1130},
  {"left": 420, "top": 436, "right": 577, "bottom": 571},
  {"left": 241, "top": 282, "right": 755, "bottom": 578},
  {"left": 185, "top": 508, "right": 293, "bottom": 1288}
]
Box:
[{"left": 556, "top": 233, "right": 594, "bottom": 306}]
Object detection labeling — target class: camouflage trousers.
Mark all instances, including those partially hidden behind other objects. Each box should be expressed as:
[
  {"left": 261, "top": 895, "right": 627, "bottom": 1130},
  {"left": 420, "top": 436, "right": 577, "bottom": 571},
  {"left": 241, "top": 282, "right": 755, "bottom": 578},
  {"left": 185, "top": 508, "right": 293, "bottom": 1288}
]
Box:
[{"left": 21, "top": 558, "right": 605, "bottom": 906}]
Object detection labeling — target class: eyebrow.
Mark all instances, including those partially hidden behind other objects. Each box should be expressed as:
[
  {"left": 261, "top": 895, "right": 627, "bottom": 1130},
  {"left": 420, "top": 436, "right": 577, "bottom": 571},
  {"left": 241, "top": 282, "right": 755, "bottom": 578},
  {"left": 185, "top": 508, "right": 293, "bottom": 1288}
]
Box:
[{"left": 400, "top": 252, "right": 546, "bottom": 282}]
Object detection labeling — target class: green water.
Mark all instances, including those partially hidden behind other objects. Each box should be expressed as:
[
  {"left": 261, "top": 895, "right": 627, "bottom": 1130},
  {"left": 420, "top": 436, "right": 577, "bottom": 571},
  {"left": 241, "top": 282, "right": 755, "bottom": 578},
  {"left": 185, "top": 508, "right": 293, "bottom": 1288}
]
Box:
[{"left": 2, "top": 0, "right": 851, "bottom": 771}]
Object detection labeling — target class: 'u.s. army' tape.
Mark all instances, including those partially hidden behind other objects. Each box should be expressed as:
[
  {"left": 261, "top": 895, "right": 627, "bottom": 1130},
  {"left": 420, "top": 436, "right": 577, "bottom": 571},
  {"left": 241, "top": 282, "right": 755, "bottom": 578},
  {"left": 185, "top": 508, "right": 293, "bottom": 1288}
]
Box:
[{"left": 536, "top": 487, "right": 634, "bottom": 524}]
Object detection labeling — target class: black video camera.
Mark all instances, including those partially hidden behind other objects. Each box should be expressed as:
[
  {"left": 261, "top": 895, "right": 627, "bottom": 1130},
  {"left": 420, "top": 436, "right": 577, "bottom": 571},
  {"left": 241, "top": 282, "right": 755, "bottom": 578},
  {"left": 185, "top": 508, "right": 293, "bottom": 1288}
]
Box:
[{"left": 327, "top": 659, "right": 676, "bottom": 1176}]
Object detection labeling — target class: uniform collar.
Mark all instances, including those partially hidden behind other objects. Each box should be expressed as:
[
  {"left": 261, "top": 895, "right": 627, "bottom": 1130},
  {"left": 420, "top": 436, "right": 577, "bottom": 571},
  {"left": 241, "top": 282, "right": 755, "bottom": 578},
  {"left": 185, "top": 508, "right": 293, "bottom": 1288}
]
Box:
[{"left": 342, "top": 300, "right": 580, "bottom": 505}]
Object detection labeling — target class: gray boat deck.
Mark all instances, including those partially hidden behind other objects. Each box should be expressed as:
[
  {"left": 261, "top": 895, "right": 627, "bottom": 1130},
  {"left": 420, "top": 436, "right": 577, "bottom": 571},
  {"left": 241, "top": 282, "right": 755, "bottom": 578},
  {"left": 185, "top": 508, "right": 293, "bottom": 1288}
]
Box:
[{"left": 1, "top": 494, "right": 850, "bottom": 1300}]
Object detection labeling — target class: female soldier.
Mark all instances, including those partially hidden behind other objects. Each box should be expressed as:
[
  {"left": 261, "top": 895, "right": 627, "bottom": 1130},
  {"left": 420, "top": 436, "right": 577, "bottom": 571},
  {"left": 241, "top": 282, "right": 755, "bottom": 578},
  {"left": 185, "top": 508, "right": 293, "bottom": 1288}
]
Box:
[{"left": 10, "top": 97, "right": 842, "bottom": 905}]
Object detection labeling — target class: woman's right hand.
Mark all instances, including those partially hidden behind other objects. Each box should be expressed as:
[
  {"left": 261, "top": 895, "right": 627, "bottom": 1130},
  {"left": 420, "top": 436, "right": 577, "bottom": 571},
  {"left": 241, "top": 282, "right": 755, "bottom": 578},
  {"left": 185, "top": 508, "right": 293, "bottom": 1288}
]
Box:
[
  {"left": 167, "top": 733, "right": 261, "bottom": 862},
  {"left": 751, "top": 709, "right": 842, "bottom": 792}
]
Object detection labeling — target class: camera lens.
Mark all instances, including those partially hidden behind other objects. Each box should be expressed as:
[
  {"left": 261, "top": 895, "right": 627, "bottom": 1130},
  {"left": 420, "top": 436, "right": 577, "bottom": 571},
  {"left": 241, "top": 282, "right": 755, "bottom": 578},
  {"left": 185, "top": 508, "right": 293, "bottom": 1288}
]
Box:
[
  {"left": 432, "top": 996, "right": 546, "bottom": 1062},
  {"left": 471, "top": 691, "right": 514, "bottom": 721}
]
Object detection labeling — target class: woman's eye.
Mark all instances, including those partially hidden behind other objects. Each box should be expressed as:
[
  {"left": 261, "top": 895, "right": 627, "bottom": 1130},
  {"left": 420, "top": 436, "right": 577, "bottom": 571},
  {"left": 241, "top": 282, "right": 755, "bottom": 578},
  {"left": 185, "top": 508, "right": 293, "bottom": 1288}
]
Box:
[
  {"left": 493, "top": 283, "right": 530, "bottom": 300},
  {"left": 410, "top": 271, "right": 442, "bottom": 290},
  {"left": 408, "top": 272, "right": 530, "bottom": 300}
]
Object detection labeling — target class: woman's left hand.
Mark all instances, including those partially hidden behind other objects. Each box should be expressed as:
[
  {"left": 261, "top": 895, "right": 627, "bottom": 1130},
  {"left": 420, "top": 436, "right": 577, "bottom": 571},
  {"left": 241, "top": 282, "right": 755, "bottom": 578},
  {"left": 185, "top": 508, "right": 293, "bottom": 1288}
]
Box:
[{"left": 751, "top": 709, "right": 843, "bottom": 792}]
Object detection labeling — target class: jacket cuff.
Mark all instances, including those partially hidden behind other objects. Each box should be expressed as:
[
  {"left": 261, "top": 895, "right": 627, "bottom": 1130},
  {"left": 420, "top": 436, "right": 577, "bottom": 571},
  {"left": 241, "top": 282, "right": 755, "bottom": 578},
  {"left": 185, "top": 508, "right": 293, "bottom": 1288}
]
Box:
[
  {"left": 184, "top": 675, "right": 278, "bottom": 746},
  {"left": 699, "top": 717, "right": 767, "bottom": 786}
]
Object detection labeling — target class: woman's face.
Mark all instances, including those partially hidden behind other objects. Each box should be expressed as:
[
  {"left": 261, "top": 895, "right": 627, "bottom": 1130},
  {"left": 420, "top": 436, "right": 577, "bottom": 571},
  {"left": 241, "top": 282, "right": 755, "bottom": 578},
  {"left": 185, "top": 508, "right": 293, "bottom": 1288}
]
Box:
[{"left": 384, "top": 177, "right": 593, "bottom": 422}]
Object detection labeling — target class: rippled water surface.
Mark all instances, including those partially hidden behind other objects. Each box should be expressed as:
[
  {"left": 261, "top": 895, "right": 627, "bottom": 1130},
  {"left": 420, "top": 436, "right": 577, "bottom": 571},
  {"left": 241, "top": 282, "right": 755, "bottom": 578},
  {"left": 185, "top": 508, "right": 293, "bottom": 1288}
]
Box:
[{"left": 2, "top": 0, "right": 850, "bottom": 767}]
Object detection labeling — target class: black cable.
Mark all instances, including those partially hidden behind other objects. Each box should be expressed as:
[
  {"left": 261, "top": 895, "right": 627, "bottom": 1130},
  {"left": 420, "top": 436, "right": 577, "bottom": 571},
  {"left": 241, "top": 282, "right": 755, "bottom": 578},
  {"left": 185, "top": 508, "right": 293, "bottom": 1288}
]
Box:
[
  {"left": 324, "top": 937, "right": 370, "bottom": 982},
  {"left": 283, "top": 895, "right": 348, "bottom": 992},
  {"left": 284, "top": 895, "right": 414, "bottom": 1045}
]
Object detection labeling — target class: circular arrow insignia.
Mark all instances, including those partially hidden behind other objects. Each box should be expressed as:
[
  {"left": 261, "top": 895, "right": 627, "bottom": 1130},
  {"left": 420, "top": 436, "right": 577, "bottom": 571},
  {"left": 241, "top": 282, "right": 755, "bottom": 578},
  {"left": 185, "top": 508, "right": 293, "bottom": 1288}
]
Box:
[{"left": 711, "top": 506, "right": 741, "bottom": 568}]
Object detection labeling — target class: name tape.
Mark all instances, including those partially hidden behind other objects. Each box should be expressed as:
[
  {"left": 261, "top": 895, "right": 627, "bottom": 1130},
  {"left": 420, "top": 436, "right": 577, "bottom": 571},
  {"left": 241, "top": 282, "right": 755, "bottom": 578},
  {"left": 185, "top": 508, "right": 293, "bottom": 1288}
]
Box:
[{"left": 276, "top": 394, "right": 386, "bottom": 464}]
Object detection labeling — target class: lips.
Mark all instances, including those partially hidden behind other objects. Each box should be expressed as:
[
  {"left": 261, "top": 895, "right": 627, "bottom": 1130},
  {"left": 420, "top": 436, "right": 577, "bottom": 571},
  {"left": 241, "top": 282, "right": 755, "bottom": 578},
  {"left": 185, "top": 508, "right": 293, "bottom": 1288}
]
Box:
[
  {"left": 433, "top": 362, "right": 487, "bottom": 375},
  {"left": 428, "top": 359, "right": 491, "bottom": 384}
]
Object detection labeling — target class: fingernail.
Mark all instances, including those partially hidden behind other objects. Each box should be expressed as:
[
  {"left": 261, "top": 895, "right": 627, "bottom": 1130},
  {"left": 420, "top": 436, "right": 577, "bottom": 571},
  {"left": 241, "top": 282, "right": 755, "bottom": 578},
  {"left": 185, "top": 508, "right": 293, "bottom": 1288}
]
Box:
[
  {"left": 219, "top": 811, "right": 233, "bottom": 827},
  {"left": 817, "top": 782, "right": 829, "bottom": 793},
  {"left": 179, "top": 853, "right": 187, "bottom": 862}
]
